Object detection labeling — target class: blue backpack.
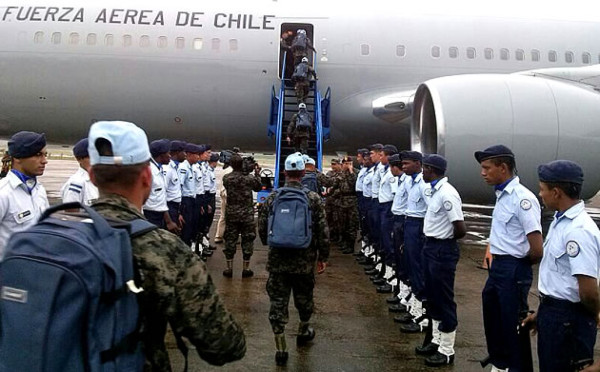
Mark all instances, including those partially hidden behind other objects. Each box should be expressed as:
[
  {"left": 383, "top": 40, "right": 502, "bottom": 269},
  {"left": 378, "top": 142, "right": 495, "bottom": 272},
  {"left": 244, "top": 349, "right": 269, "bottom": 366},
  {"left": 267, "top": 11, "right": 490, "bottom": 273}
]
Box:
[
  {"left": 0, "top": 202, "right": 156, "bottom": 372},
  {"left": 301, "top": 172, "right": 320, "bottom": 194},
  {"left": 267, "top": 187, "right": 312, "bottom": 249}
]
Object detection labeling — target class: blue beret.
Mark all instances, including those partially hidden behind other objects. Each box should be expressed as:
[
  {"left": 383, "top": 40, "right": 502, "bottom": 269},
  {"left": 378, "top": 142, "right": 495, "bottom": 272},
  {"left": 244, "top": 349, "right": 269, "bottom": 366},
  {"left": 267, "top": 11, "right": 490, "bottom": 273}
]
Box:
[
  {"left": 209, "top": 153, "right": 220, "bottom": 162},
  {"left": 8, "top": 131, "right": 46, "bottom": 159},
  {"left": 72, "top": 138, "right": 89, "bottom": 158},
  {"left": 170, "top": 140, "right": 186, "bottom": 152},
  {"left": 474, "top": 144, "right": 514, "bottom": 163},
  {"left": 369, "top": 143, "right": 384, "bottom": 151},
  {"left": 357, "top": 148, "right": 369, "bottom": 157},
  {"left": 149, "top": 139, "right": 171, "bottom": 157},
  {"left": 203, "top": 144, "right": 212, "bottom": 151},
  {"left": 382, "top": 144, "right": 398, "bottom": 155},
  {"left": 197, "top": 145, "right": 207, "bottom": 154},
  {"left": 389, "top": 153, "right": 402, "bottom": 165},
  {"left": 538, "top": 160, "right": 584, "bottom": 185},
  {"left": 184, "top": 143, "right": 202, "bottom": 154},
  {"left": 423, "top": 154, "right": 447, "bottom": 172},
  {"left": 401, "top": 150, "right": 422, "bottom": 161}
]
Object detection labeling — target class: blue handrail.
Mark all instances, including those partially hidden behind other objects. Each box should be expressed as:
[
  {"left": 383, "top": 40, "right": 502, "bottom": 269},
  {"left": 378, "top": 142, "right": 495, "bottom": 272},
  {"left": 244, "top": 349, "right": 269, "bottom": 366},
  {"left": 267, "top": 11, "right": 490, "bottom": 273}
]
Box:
[{"left": 273, "top": 52, "right": 288, "bottom": 188}]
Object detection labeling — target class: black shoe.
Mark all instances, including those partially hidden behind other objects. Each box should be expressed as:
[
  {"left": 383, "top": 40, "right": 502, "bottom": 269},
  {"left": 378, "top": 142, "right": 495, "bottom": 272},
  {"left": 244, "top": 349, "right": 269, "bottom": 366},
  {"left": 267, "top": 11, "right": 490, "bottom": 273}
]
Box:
[
  {"left": 342, "top": 249, "right": 354, "bottom": 254},
  {"left": 297, "top": 327, "right": 315, "bottom": 346},
  {"left": 365, "top": 269, "right": 378, "bottom": 275},
  {"left": 222, "top": 268, "right": 233, "bottom": 278},
  {"left": 275, "top": 351, "right": 289, "bottom": 366},
  {"left": 393, "top": 313, "right": 414, "bottom": 324},
  {"left": 415, "top": 342, "right": 439, "bottom": 356},
  {"left": 242, "top": 269, "right": 254, "bottom": 278},
  {"left": 201, "top": 249, "right": 213, "bottom": 257},
  {"left": 377, "top": 284, "right": 393, "bottom": 293},
  {"left": 425, "top": 351, "right": 454, "bottom": 366},
  {"left": 388, "top": 304, "right": 408, "bottom": 313},
  {"left": 372, "top": 278, "right": 386, "bottom": 286},
  {"left": 386, "top": 296, "right": 401, "bottom": 304},
  {"left": 400, "top": 321, "right": 424, "bottom": 333}
]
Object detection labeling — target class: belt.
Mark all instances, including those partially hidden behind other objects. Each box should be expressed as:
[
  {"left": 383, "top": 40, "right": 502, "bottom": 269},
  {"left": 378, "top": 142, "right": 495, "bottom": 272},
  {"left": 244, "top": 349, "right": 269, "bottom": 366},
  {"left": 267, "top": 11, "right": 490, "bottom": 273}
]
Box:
[
  {"left": 379, "top": 200, "right": 393, "bottom": 205},
  {"left": 406, "top": 216, "right": 424, "bottom": 221},
  {"left": 182, "top": 195, "right": 195, "bottom": 199},
  {"left": 539, "top": 294, "right": 583, "bottom": 311},
  {"left": 425, "top": 236, "right": 455, "bottom": 242},
  {"left": 492, "top": 254, "right": 528, "bottom": 262}
]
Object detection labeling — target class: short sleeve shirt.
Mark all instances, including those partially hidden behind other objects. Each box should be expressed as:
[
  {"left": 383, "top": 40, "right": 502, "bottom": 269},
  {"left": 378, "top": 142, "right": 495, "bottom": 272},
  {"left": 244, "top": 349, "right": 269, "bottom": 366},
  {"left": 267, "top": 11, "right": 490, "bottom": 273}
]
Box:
[{"left": 423, "top": 177, "right": 464, "bottom": 239}]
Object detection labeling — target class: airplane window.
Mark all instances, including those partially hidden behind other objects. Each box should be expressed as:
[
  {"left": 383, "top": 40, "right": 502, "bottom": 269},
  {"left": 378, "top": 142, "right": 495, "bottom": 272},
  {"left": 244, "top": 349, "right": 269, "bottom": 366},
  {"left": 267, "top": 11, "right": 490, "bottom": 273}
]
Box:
[
  {"left": 212, "top": 38, "right": 220, "bottom": 51},
  {"left": 548, "top": 50, "right": 557, "bottom": 62},
  {"left": 449, "top": 47, "right": 458, "bottom": 59},
  {"left": 531, "top": 49, "right": 540, "bottom": 62},
  {"left": 69, "top": 33, "right": 79, "bottom": 45},
  {"left": 175, "top": 37, "right": 185, "bottom": 49},
  {"left": 140, "top": 35, "right": 150, "bottom": 48},
  {"left": 158, "top": 36, "right": 168, "bottom": 48},
  {"left": 229, "top": 39, "right": 238, "bottom": 51},
  {"left": 87, "top": 33, "right": 97, "bottom": 46},
  {"left": 396, "top": 45, "right": 406, "bottom": 57},
  {"left": 123, "top": 35, "right": 132, "bottom": 48},
  {"left": 431, "top": 46, "right": 440, "bottom": 58},
  {"left": 515, "top": 49, "right": 524, "bottom": 61},
  {"left": 484, "top": 48, "right": 493, "bottom": 60},
  {"left": 194, "top": 38, "right": 203, "bottom": 50},
  {"left": 466, "top": 47, "right": 476, "bottom": 59},
  {"left": 582, "top": 52, "right": 591, "bottom": 64},
  {"left": 105, "top": 34, "right": 114, "bottom": 47},
  {"left": 51, "top": 32, "right": 61, "bottom": 45},
  {"left": 565, "top": 51, "right": 574, "bottom": 63},
  {"left": 34, "top": 31, "right": 44, "bottom": 44},
  {"left": 500, "top": 48, "right": 509, "bottom": 60},
  {"left": 361, "top": 44, "right": 370, "bottom": 56}
]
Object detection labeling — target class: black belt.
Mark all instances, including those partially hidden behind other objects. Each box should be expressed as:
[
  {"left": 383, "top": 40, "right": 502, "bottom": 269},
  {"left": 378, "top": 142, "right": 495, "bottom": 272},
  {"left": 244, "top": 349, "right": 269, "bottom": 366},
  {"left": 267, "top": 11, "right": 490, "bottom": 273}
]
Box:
[
  {"left": 406, "top": 216, "right": 424, "bottom": 221},
  {"left": 539, "top": 294, "right": 584, "bottom": 311},
  {"left": 425, "top": 237, "right": 455, "bottom": 242},
  {"left": 492, "top": 254, "right": 528, "bottom": 262}
]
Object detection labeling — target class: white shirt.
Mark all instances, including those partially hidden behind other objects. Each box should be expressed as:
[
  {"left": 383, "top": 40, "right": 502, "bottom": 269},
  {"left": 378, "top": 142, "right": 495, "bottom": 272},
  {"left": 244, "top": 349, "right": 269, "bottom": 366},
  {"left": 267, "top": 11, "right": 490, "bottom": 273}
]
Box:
[
  {"left": 392, "top": 173, "right": 408, "bottom": 216},
  {"left": 356, "top": 166, "right": 367, "bottom": 192},
  {"left": 0, "top": 172, "right": 49, "bottom": 260},
  {"left": 193, "top": 163, "right": 204, "bottom": 195},
  {"left": 165, "top": 160, "right": 182, "bottom": 203},
  {"left": 179, "top": 160, "right": 196, "bottom": 197},
  {"left": 371, "top": 163, "right": 384, "bottom": 198},
  {"left": 60, "top": 167, "right": 99, "bottom": 206},
  {"left": 423, "top": 177, "right": 464, "bottom": 239},
  {"left": 489, "top": 177, "right": 541, "bottom": 258},
  {"left": 405, "top": 172, "right": 428, "bottom": 218},
  {"left": 143, "top": 159, "right": 168, "bottom": 212},
  {"left": 378, "top": 164, "right": 395, "bottom": 203},
  {"left": 204, "top": 165, "right": 217, "bottom": 193},
  {"left": 362, "top": 166, "right": 375, "bottom": 198},
  {"left": 539, "top": 201, "right": 600, "bottom": 302}
]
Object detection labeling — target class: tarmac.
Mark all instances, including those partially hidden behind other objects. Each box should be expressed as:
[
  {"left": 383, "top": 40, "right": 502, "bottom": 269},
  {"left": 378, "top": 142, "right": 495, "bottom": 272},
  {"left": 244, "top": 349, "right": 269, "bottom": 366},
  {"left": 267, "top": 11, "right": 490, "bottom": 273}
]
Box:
[{"left": 37, "top": 158, "right": 600, "bottom": 372}]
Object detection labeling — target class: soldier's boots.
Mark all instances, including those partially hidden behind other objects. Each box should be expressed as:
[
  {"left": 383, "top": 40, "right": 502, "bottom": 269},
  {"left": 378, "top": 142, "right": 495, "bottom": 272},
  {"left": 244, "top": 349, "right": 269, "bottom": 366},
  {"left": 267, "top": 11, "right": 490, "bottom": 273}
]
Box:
[
  {"left": 425, "top": 352, "right": 454, "bottom": 367},
  {"left": 274, "top": 333, "right": 288, "bottom": 366},
  {"left": 387, "top": 296, "right": 401, "bottom": 305},
  {"left": 388, "top": 304, "right": 408, "bottom": 313},
  {"left": 223, "top": 260, "right": 233, "bottom": 278},
  {"left": 242, "top": 260, "right": 254, "bottom": 278},
  {"left": 376, "top": 284, "right": 393, "bottom": 293},
  {"left": 296, "top": 322, "right": 315, "bottom": 346},
  {"left": 415, "top": 342, "right": 439, "bottom": 356}
]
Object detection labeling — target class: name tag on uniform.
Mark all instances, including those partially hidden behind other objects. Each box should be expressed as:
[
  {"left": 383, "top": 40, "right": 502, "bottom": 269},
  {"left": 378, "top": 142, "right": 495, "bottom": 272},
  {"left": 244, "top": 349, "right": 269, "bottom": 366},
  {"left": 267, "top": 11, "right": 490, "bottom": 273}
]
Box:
[{"left": 14, "top": 210, "right": 33, "bottom": 224}]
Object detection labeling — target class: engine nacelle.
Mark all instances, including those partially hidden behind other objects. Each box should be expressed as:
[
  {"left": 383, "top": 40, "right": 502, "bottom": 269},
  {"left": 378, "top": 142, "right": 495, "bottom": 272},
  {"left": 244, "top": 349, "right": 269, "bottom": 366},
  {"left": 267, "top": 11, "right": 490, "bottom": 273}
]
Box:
[{"left": 412, "top": 74, "right": 600, "bottom": 203}]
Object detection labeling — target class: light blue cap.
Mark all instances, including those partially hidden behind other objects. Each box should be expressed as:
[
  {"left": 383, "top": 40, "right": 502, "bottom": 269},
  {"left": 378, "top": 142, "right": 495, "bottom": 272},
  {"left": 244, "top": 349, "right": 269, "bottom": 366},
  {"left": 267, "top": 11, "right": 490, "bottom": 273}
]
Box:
[
  {"left": 285, "top": 152, "right": 305, "bottom": 171},
  {"left": 88, "top": 121, "right": 151, "bottom": 165},
  {"left": 303, "top": 155, "right": 315, "bottom": 165}
]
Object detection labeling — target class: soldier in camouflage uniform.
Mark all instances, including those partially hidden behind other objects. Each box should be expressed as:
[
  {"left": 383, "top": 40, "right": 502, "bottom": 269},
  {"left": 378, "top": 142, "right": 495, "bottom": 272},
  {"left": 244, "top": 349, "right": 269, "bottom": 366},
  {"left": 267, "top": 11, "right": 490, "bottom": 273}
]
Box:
[
  {"left": 330, "top": 156, "right": 359, "bottom": 254},
  {"left": 325, "top": 158, "right": 342, "bottom": 243},
  {"left": 258, "top": 153, "right": 329, "bottom": 366},
  {"left": 286, "top": 103, "right": 313, "bottom": 154},
  {"left": 222, "top": 154, "right": 262, "bottom": 278},
  {"left": 88, "top": 121, "right": 246, "bottom": 371}
]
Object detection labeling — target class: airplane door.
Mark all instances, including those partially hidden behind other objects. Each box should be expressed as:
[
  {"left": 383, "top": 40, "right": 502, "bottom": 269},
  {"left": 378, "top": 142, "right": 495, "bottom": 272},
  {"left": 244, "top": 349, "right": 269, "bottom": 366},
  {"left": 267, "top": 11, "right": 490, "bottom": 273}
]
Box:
[{"left": 278, "top": 23, "right": 315, "bottom": 80}]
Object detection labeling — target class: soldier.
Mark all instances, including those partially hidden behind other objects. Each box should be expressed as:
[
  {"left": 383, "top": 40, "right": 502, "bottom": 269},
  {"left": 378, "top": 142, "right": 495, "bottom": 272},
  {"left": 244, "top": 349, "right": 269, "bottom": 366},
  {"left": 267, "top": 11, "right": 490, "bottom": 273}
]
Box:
[
  {"left": 302, "top": 155, "right": 333, "bottom": 196},
  {"left": 287, "top": 103, "right": 314, "bottom": 154},
  {"left": 355, "top": 148, "right": 370, "bottom": 242},
  {"left": 200, "top": 153, "right": 220, "bottom": 248},
  {"left": 365, "top": 144, "right": 384, "bottom": 271},
  {"left": 325, "top": 158, "right": 342, "bottom": 244},
  {"left": 331, "top": 156, "right": 359, "bottom": 254},
  {"left": 291, "top": 29, "right": 317, "bottom": 65},
  {"left": 179, "top": 143, "right": 202, "bottom": 246},
  {"left": 196, "top": 145, "right": 215, "bottom": 254},
  {"left": 165, "top": 140, "right": 186, "bottom": 231},
  {"left": 0, "top": 131, "right": 49, "bottom": 260},
  {"left": 523, "top": 160, "right": 600, "bottom": 372},
  {"left": 61, "top": 138, "right": 99, "bottom": 207},
  {"left": 357, "top": 153, "right": 376, "bottom": 266},
  {"left": 474, "top": 145, "right": 542, "bottom": 372},
  {"left": 87, "top": 120, "right": 246, "bottom": 369},
  {"left": 258, "top": 152, "right": 329, "bottom": 366},
  {"left": 222, "top": 154, "right": 262, "bottom": 278},
  {"left": 291, "top": 57, "right": 318, "bottom": 103}
]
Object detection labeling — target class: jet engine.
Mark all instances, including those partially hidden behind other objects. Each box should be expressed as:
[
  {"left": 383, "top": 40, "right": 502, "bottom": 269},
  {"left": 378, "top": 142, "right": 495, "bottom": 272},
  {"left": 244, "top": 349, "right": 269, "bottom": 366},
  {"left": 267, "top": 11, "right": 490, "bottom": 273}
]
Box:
[{"left": 412, "top": 74, "right": 600, "bottom": 203}]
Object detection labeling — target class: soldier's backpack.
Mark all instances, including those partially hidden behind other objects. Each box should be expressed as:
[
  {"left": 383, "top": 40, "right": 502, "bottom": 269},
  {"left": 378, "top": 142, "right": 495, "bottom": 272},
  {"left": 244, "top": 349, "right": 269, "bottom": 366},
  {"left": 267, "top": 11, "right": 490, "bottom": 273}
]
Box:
[
  {"left": 267, "top": 187, "right": 312, "bottom": 249},
  {"left": 301, "top": 172, "right": 320, "bottom": 194},
  {"left": 0, "top": 202, "right": 157, "bottom": 372},
  {"left": 296, "top": 111, "right": 312, "bottom": 130},
  {"left": 291, "top": 33, "right": 307, "bottom": 50},
  {"left": 292, "top": 62, "right": 309, "bottom": 82}
]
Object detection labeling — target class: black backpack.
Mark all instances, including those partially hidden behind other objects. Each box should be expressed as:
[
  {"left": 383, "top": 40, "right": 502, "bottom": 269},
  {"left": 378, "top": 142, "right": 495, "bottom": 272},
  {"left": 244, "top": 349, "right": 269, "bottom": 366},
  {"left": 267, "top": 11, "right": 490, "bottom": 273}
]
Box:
[
  {"left": 296, "top": 111, "right": 312, "bottom": 129},
  {"left": 292, "top": 33, "right": 307, "bottom": 50},
  {"left": 292, "top": 62, "right": 309, "bottom": 82}
]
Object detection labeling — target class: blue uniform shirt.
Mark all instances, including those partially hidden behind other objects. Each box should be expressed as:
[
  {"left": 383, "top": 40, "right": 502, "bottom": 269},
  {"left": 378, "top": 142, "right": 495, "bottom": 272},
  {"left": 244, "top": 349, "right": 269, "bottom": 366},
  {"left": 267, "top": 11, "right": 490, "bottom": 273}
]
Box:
[
  {"left": 489, "top": 176, "right": 541, "bottom": 257},
  {"left": 371, "top": 163, "right": 384, "bottom": 198},
  {"left": 204, "top": 165, "right": 217, "bottom": 194},
  {"left": 423, "top": 177, "right": 464, "bottom": 239},
  {"left": 539, "top": 201, "right": 600, "bottom": 302},
  {"left": 378, "top": 165, "right": 395, "bottom": 203},
  {"left": 405, "top": 172, "right": 428, "bottom": 218},
  {"left": 391, "top": 173, "right": 408, "bottom": 216},
  {"left": 165, "top": 160, "right": 182, "bottom": 203},
  {"left": 362, "top": 166, "right": 375, "bottom": 198},
  {"left": 179, "top": 160, "right": 196, "bottom": 197},
  {"left": 356, "top": 166, "right": 367, "bottom": 192}
]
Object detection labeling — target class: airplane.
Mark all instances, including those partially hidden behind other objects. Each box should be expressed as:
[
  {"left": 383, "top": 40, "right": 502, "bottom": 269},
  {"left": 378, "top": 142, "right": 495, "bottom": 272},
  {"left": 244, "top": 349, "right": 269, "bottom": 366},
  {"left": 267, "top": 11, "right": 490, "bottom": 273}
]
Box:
[{"left": 2, "top": 0, "right": 600, "bottom": 203}]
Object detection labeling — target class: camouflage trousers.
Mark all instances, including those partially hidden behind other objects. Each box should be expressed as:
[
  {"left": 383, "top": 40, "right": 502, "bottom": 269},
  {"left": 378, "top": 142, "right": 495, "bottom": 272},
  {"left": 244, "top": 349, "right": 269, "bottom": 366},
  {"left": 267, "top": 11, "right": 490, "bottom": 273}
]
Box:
[
  {"left": 338, "top": 202, "right": 358, "bottom": 251},
  {"left": 223, "top": 215, "right": 256, "bottom": 260},
  {"left": 294, "top": 81, "right": 309, "bottom": 103},
  {"left": 325, "top": 201, "right": 341, "bottom": 239},
  {"left": 292, "top": 134, "right": 309, "bottom": 154},
  {"left": 266, "top": 272, "right": 315, "bottom": 334}
]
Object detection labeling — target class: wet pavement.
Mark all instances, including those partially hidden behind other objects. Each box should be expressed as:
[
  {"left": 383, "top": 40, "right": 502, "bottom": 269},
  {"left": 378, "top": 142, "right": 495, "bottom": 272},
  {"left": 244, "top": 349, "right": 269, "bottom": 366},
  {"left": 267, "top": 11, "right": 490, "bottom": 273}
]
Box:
[{"left": 37, "top": 159, "right": 600, "bottom": 371}]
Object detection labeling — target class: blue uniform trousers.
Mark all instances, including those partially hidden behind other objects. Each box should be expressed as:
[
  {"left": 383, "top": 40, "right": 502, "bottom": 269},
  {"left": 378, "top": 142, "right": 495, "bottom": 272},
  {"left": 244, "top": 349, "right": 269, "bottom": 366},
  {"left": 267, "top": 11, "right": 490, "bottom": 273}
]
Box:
[
  {"left": 392, "top": 215, "right": 408, "bottom": 283},
  {"left": 356, "top": 192, "right": 368, "bottom": 237},
  {"left": 368, "top": 198, "right": 381, "bottom": 252},
  {"left": 537, "top": 296, "right": 597, "bottom": 372},
  {"left": 423, "top": 238, "right": 460, "bottom": 332},
  {"left": 362, "top": 198, "right": 374, "bottom": 246},
  {"left": 180, "top": 196, "right": 197, "bottom": 245},
  {"left": 195, "top": 194, "right": 207, "bottom": 239},
  {"left": 482, "top": 256, "right": 532, "bottom": 370},
  {"left": 199, "top": 193, "right": 216, "bottom": 235},
  {"left": 167, "top": 201, "right": 180, "bottom": 227},
  {"left": 378, "top": 201, "right": 394, "bottom": 265},
  {"left": 143, "top": 209, "right": 165, "bottom": 229},
  {"left": 404, "top": 217, "right": 425, "bottom": 301}
]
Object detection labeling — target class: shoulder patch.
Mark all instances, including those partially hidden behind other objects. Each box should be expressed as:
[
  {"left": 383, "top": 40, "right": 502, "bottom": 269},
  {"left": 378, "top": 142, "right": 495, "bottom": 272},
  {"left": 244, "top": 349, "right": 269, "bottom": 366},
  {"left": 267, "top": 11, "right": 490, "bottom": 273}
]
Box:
[
  {"left": 443, "top": 200, "right": 453, "bottom": 211},
  {"left": 520, "top": 199, "right": 532, "bottom": 211},
  {"left": 424, "top": 188, "right": 432, "bottom": 197},
  {"left": 566, "top": 240, "right": 580, "bottom": 258}
]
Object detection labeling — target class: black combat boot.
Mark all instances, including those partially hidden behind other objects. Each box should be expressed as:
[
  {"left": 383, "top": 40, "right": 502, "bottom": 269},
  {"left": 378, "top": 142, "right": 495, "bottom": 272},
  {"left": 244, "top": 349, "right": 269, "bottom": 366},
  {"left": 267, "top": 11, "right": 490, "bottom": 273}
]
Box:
[
  {"left": 242, "top": 260, "right": 254, "bottom": 278},
  {"left": 222, "top": 260, "right": 233, "bottom": 278},
  {"left": 425, "top": 352, "right": 454, "bottom": 366},
  {"left": 274, "top": 333, "right": 288, "bottom": 366},
  {"left": 297, "top": 322, "right": 315, "bottom": 346}
]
